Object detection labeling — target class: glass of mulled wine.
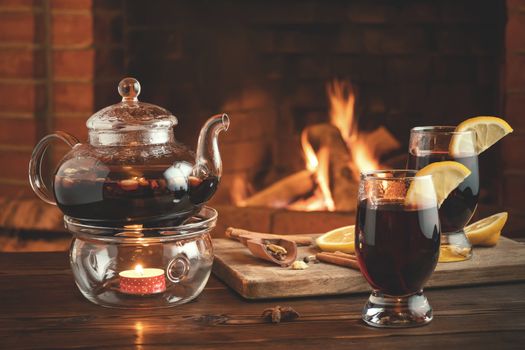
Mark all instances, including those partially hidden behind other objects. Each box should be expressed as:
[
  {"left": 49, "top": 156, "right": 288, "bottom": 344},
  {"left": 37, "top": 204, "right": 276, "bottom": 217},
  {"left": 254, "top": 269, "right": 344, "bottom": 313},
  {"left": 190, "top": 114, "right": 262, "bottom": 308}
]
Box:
[
  {"left": 408, "top": 126, "right": 479, "bottom": 262},
  {"left": 355, "top": 170, "right": 441, "bottom": 328}
]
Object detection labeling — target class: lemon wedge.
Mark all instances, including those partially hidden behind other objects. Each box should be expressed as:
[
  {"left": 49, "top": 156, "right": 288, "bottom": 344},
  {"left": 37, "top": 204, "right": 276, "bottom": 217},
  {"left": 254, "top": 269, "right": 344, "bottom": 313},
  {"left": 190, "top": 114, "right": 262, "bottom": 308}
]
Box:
[
  {"left": 439, "top": 246, "right": 472, "bottom": 262},
  {"left": 452, "top": 116, "right": 513, "bottom": 155},
  {"left": 465, "top": 212, "right": 508, "bottom": 247},
  {"left": 316, "top": 225, "right": 355, "bottom": 254},
  {"left": 406, "top": 161, "right": 471, "bottom": 207}
]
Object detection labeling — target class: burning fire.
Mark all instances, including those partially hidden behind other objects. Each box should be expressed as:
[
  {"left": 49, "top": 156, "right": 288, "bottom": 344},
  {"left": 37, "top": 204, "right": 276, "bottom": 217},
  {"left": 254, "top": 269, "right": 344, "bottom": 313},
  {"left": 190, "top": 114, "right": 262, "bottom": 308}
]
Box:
[
  {"left": 230, "top": 79, "right": 397, "bottom": 212},
  {"left": 327, "top": 80, "right": 380, "bottom": 177},
  {"left": 298, "top": 80, "right": 381, "bottom": 211},
  {"left": 328, "top": 80, "right": 355, "bottom": 140},
  {"left": 314, "top": 148, "right": 335, "bottom": 211},
  {"left": 301, "top": 131, "right": 318, "bottom": 172},
  {"left": 299, "top": 131, "right": 336, "bottom": 211}
]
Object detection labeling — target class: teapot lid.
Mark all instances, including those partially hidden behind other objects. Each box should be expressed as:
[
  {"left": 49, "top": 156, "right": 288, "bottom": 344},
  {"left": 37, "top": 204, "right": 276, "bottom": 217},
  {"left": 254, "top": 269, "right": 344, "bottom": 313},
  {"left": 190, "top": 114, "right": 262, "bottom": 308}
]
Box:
[{"left": 86, "top": 78, "right": 178, "bottom": 133}]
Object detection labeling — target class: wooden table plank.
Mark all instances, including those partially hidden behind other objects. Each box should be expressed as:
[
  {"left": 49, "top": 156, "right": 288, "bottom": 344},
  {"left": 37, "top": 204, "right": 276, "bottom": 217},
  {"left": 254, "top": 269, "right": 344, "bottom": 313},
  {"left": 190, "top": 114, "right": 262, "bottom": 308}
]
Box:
[{"left": 0, "top": 252, "right": 524, "bottom": 349}]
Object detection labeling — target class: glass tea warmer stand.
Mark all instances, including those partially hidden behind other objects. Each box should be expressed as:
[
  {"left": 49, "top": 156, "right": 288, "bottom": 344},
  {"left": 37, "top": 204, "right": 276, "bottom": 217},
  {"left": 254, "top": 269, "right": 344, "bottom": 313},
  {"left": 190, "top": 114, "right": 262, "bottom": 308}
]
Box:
[
  {"left": 66, "top": 207, "right": 217, "bottom": 308},
  {"left": 28, "top": 78, "right": 229, "bottom": 308}
]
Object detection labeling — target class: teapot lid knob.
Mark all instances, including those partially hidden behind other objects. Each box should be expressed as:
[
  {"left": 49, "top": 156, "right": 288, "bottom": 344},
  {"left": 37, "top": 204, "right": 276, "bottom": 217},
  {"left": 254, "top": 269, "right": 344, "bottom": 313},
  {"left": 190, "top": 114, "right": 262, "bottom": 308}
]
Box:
[{"left": 118, "top": 77, "right": 141, "bottom": 102}]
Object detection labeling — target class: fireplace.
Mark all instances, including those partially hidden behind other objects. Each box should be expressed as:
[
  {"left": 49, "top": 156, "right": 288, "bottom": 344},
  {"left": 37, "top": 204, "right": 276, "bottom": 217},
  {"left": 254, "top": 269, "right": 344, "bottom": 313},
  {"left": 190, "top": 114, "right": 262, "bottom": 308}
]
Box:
[{"left": 1, "top": 0, "right": 524, "bottom": 252}]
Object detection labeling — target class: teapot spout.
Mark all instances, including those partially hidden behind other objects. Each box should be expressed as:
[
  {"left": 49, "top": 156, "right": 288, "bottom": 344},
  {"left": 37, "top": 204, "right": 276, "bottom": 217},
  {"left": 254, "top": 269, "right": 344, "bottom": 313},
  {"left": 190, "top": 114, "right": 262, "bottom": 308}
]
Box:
[{"left": 194, "top": 113, "right": 230, "bottom": 179}]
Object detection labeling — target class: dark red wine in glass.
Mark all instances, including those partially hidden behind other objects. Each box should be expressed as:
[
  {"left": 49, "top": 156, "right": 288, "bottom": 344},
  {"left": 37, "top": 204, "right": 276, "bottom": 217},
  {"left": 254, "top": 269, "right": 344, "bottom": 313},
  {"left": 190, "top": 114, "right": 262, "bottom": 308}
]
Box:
[
  {"left": 407, "top": 152, "right": 479, "bottom": 233},
  {"left": 356, "top": 199, "right": 440, "bottom": 296},
  {"left": 408, "top": 126, "right": 479, "bottom": 262},
  {"left": 355, "top": 170, "right": 440, "bottom": 328}
]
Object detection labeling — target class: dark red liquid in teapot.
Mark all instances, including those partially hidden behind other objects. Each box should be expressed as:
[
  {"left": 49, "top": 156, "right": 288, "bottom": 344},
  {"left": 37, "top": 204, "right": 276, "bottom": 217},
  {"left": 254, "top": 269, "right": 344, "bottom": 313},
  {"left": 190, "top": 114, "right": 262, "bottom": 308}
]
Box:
[
  {"left": 53, "top": 165, "right": 218, "bottom": 226},
  {"left": 355, "top": 199, "right": 440, "bottom": 296}
]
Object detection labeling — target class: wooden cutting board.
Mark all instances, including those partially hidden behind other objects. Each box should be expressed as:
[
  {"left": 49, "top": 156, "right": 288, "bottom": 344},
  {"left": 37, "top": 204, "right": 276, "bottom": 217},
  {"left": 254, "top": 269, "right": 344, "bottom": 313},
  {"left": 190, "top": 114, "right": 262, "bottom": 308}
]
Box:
[{"left": 212, "top": 235, "right": 525, "bottom": 299}]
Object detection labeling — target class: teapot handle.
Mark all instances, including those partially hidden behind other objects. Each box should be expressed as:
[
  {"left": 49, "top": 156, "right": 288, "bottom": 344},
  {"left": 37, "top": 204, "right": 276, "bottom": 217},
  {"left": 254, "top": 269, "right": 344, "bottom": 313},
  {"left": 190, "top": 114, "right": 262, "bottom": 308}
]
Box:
[{"left": 29, "top": 131, "right": 79, "bottom": 205}]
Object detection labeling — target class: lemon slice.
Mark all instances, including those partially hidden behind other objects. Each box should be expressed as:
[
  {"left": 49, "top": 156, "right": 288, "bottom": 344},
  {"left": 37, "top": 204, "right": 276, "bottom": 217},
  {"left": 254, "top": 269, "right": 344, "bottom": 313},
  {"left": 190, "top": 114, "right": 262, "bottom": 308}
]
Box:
[
  {"left": 406, "top": 161, "right": 471, "bottom": 207},
  {"left": 316, "top": 225, "right": 355, "bottom": 254},
  {"left": 452, "top": 116, "right": 513, "bottom": 155},
  {"left": 465, "top": 212, "right": 508, "bottom": 247},
  {"left": 439, "top": 246, "right": 472, "bottom": 262},
  {"left": 448, "top": 132, "right": 477, "bottom": 156}
]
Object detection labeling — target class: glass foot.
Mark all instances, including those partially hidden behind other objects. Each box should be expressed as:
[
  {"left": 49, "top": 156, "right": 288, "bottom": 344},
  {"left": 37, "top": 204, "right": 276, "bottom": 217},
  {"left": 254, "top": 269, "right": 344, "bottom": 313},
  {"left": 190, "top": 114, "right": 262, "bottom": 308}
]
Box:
[
  {"left": 439, "top": 230, "right": 472, "bottom": 262},
  {"left": 362, "top": 290, "right": 433, "bottom": 328}
]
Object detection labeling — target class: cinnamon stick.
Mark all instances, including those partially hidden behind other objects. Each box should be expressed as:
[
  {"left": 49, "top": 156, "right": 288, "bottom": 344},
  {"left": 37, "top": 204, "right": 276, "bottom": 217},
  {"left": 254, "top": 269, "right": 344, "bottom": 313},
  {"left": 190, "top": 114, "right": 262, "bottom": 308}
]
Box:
[
  {"left": 225, "top": 227, "right": 313, "bottom": 246},
  {"left": 332, "top": 251, "right": 357, "bottom": 259},
  {"left": 316, "top": 252, "right": 360, "bottom": 270}
]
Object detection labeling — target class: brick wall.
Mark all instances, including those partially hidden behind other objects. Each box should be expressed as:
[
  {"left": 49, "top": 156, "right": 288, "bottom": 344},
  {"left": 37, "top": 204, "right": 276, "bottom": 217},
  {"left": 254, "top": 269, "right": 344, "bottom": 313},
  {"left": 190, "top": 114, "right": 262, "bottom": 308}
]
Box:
[
  {"left": 0, "top": 0, "right": 44, "bottom": 197},
  {"left": 503, "top": 0, "right": 525, "bottom": 237},
  {"left": 50, "top": 1, "right": 125, "bottom": 152},
  {"left": 0, "top": 0, "right": 124, "bottom": 199}
]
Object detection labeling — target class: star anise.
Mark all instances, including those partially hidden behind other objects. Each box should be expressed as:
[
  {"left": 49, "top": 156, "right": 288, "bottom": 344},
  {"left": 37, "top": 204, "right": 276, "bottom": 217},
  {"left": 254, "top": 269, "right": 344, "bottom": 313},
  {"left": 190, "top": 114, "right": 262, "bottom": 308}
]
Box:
[{"left": 261, "top": 305, "right": 300, "bottom": 323}]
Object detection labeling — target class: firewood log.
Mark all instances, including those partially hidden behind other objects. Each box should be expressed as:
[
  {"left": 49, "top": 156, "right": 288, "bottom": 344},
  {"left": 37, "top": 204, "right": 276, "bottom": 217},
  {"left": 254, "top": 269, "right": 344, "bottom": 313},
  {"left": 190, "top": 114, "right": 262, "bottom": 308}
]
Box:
[
  {"left": 361, "top": 126, "right": 400, "bottom": 158},
  {"left": 242, "top": 170, "right": 315, "bottom": 208},
  {"left": 303, "top": 123, "right": 356, "bottom": 211},
  {"left": 0, "top": 197, "right": 63, "bottom": 231}
]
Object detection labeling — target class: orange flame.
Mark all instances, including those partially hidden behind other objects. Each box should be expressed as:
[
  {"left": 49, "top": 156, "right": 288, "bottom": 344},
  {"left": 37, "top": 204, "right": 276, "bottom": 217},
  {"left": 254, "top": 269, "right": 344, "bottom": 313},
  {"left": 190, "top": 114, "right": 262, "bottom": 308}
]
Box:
[
  {"left": 328, "top": 80, "right": 355, "bottom": 139},
  {"left": 300, "top": 131, "right": 335, "bottom": 211},
  {"left": 351, "top": 141, "right": 378, "bottom": 175},
  {"left": 315, "top": 147, "right": 335, "bottom": 211},
  {"left": 327, "top": 80, "right": 379, "bottom": 177},
  {"left": 294, "top": 80, "right": 381, "bottom": 211},
  {"left": 301, "top": 130, "right": 318, "bottom": 172},
  {"left": 301, "top": 125, "right": 335, "bottom": 211},
  {"left": 232, "top": 79, "right": 388, "bottom": 212}
]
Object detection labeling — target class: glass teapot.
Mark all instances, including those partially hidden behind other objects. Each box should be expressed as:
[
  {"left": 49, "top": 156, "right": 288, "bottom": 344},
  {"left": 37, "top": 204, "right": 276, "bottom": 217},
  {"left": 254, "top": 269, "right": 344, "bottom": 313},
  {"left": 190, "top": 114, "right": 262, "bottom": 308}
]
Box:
[{"left": 29, "top": 78, "right": 229, "bottom": 226}]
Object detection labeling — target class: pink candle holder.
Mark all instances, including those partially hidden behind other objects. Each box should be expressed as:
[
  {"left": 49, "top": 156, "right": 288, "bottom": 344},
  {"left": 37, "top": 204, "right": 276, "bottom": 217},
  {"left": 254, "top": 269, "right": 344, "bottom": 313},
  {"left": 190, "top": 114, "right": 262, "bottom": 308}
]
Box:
[{"left": 119, "top": 265, "right": 166, "bottom": 295}]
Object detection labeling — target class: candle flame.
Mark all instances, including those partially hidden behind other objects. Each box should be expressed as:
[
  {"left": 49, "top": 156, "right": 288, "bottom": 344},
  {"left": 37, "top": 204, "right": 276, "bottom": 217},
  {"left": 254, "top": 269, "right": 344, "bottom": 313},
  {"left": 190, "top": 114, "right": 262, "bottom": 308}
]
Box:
[{"left": 135, "top": 264, "right": 144, "bottom": 276}]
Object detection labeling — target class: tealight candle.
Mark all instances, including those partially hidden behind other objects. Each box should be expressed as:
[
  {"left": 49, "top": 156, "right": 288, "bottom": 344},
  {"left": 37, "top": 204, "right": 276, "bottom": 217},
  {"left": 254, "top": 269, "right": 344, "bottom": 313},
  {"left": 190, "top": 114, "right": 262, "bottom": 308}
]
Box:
[{"left": 119, "top": 264, "right": 166, "bottom": 295}]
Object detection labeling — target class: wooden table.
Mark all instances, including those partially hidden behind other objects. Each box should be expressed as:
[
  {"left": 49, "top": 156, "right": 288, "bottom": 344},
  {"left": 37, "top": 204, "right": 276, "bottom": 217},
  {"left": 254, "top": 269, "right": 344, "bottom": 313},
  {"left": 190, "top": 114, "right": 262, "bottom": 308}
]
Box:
[{"left": 1, "top": 252, "right": 524, "bottom": 349}]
